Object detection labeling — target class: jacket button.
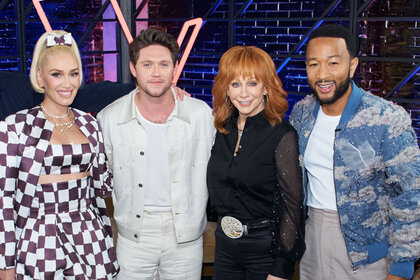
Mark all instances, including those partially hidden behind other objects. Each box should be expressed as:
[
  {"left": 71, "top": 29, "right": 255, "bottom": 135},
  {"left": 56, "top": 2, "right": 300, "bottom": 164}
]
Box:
[
  {"left": 134, "top": 234, "right": 138, "bottom": 238},
  {"left": 140, "top": 151, "right": 145, "bottom": 156},
  {"left": 138, "top": 183, "right": 143, "bottom": 187},
  {"left": 136, "top": 214, "right": 141, "bottom": 218}
]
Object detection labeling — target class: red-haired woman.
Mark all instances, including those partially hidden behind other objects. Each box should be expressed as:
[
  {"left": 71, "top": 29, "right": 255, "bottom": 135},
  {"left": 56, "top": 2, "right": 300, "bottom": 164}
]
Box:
[{"left": 207, "top": 46, "right": 305, "bottom": 280}]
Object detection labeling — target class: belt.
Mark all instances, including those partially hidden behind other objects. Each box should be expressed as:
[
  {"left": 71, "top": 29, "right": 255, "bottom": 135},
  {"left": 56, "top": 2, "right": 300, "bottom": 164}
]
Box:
[{"left": 219, "top": 216, "right": 270, "bottom": 239}]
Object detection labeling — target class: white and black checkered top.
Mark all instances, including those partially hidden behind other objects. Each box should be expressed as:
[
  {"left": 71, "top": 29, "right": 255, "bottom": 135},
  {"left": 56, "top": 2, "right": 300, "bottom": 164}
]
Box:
[
  {"left": 0, "top": 106, "right": 114, "bottom": 271},
  {"left": 41, "top": 143, "right": 95, "bottom": 175}
]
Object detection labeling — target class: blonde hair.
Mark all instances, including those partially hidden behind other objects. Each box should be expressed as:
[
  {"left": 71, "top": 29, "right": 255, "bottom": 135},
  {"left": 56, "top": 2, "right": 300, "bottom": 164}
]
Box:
[
  {"left": 30, "top": 30, "right": 83, "bottom": 93},
  {"left": 212, "top": 46, "right": 288, "bottom": 134}
]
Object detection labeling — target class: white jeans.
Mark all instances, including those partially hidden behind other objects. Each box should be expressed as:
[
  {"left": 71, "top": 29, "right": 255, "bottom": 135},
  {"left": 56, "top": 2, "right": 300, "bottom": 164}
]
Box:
[{"left": 116, "top": 211, "right": 203, "bottom": 280}]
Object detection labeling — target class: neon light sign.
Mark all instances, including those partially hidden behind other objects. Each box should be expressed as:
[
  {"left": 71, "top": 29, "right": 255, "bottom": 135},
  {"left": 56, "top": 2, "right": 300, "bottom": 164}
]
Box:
[{"left": 32, "top": 0, "right": 202, "bottom": 85}]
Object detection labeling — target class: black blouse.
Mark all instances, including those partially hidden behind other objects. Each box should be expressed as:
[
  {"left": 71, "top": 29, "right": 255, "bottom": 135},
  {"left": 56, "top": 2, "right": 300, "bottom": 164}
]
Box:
[{"left": 207, "top": 111, "right": 305, "bottom": 278}]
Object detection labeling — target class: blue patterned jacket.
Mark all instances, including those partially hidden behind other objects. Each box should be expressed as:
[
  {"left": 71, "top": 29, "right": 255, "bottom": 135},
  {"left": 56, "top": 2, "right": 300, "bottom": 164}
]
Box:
[{"left": 290, "top": 81, "right": 420, "bottom": 278}]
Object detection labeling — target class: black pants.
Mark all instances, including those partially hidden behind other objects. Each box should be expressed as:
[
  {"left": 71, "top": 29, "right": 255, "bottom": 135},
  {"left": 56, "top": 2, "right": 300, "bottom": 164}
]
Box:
[{"left": 212, "top": 223, "right": 274, "bottom": 280}]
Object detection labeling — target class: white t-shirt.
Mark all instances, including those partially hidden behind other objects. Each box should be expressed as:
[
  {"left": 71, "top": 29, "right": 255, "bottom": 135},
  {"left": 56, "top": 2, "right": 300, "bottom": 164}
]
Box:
[
  {"left": 137, "top": 110, "right": 172, "bottom": 212},
  {"left": 304, "top": 108, "right": 341, "bottom": 211}
]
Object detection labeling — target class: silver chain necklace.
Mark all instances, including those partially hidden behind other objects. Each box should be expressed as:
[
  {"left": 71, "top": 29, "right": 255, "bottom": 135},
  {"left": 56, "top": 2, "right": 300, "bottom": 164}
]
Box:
[{"left": 40, "top": 103, "right": 70, "bottom": 119}]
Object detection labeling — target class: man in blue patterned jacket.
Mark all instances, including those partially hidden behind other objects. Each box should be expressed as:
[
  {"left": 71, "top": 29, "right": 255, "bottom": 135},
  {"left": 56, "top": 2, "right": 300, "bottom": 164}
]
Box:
[{"left": 290, "top": 24, "right": 419, "bottom": 280}]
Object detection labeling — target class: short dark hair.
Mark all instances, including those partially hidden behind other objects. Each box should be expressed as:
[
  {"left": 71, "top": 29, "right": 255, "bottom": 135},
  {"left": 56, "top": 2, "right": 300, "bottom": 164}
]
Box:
[
  {"left": 306, "top": 24, "right": 356, "bottom": 58},
  {"left": 129, "top": 27, "right": 180, "bottom": 66}
]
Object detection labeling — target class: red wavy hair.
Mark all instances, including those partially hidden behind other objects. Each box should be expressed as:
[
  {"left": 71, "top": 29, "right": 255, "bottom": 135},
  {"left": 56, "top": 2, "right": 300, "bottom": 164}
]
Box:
[{"left": 212, "top": 46, "right": 288, "bottom": 134}]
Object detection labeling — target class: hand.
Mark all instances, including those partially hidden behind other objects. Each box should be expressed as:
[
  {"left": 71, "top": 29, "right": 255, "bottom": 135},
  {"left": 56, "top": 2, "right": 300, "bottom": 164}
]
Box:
[
  {"left": 266, "top": 274, "right": 287, "bottom": 280},
  {"left": 0, "top": 268, "right": 15, "bottom": 280},
  {"left": 171, "top": 86, "right": 191, "bottom": 101},
  {"left": 385, "top": 274, "right": 408, "bottom": 280}
]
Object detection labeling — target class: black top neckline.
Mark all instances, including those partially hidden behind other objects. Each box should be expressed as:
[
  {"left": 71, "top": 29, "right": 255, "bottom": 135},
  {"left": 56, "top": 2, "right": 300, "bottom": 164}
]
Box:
[{"left": 225, "top": 110, "right": 270, "bottom": 134}]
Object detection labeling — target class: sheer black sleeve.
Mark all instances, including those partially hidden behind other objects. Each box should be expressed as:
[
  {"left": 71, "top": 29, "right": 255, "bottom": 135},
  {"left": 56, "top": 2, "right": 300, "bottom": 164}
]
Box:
[{"left": 270, "top": 129, "right": 305, "bottom": 278}]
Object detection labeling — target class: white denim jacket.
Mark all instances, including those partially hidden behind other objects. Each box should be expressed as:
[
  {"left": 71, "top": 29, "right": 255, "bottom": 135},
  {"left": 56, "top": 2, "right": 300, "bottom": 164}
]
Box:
[{"left": 97, "top": 88, "right": 215, "bottom": 243}]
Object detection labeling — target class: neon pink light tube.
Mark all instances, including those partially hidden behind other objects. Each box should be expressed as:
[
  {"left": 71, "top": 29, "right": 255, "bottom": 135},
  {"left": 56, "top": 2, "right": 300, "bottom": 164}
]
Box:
[
  {"left": 173, "top": 17, "right": 203, "bottom": 85},
  {"left": 32, "top": 0, "right": 52, "bottom": 32}
]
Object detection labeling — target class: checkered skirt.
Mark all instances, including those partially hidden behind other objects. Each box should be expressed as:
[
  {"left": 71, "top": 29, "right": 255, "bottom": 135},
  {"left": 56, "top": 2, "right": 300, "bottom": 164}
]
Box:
[{"left": 15, "top": 176, "right": 118, "bottom": 279}]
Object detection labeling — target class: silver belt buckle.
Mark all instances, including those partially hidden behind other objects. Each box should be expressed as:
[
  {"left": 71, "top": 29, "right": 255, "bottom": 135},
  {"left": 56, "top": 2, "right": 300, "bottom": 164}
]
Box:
[{"left": 221, "top": 216, "right": 244, "bottom": 239}]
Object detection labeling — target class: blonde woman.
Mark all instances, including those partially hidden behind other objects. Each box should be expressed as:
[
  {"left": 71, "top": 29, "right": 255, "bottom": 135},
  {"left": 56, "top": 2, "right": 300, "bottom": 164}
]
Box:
[{"left": 0, "top": 31, "right": 118, "bottom": 279}]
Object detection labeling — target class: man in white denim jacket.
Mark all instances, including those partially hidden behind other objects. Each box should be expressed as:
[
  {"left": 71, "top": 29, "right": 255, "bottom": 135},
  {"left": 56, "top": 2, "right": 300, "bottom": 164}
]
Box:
[{"left": 97, "top": 28, "right": 215, "bottom": 280}]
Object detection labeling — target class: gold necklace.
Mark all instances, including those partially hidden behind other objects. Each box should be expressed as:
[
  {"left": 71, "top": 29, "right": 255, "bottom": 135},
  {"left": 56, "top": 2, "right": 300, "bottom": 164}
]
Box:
[
  {"left": 41, "top": 105, "right": 74, "bottom": 133},
  {"left": 54, "top": 119, "right": 74, "bottom": 132}
]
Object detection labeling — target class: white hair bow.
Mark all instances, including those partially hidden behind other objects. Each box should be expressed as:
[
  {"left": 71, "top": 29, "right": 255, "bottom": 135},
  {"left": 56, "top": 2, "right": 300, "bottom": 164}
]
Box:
[{"left": 46, "top": 33, "right": 72, "bottom": 47}]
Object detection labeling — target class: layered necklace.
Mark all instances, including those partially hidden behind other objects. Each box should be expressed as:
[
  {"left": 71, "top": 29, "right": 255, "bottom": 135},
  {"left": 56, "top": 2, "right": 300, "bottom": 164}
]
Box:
[{"left": 40, "top": 103, "right": 74, "bottom": 133}]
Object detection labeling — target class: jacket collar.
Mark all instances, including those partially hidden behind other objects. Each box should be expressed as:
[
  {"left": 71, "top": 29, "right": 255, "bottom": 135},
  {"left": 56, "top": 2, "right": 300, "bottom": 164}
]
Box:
[
  {"left": 32, "top": 106, "right": 92, "bottom": 130},
  {"left": 30, "top": 106, "right": 97, "bottom": 145},
  {"left": 337, "top": 80, "right": 364, "bottom": 128},
  {"left": 118, "top": 88, "right": 190, "bottom": 125}
]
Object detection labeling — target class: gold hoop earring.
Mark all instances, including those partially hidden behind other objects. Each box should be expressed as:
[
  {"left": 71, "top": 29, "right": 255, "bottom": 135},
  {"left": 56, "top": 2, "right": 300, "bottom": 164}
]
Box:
[
  {"left": 263, "top": 92, "right": 268, "bottom": 105},
  {"left": 225, "top": 94, "right": 233, "bottom": 109}
]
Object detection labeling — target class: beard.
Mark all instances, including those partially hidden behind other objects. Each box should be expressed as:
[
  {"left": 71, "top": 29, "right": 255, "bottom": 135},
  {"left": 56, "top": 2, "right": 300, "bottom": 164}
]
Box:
[
  {"left": 309, "top": 74, "right": 351, "bottom": 105},
  {"left": 137, "top": 82, "right": 172, "bottom": 99}
]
